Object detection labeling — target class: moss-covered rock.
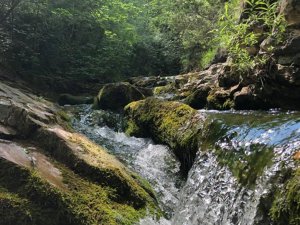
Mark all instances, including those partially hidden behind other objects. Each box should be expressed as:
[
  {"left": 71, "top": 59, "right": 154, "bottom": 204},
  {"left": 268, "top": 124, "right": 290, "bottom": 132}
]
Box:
[
  {"left": 58, "top": 94, "right": 94, "bottom": 106},
  {"left": 125, "top": 98, "right": 205, "bottom": 173},
  {"left": 94, "top": 82, "right": 145, "bottom": 112},
  {"left": 270, "top": 168, "right": 300, "bottom": 225},
  {"left": 184, "top": 85, "right": 211, "bottom": 109},
  {"left": 35, "top": 127, "right": 154, "bottom": 208},
  {"left": 207, "top": 89, "right": 234, "bottom": 110},
  {"left": 0, "top": 81, "right": 161, "bottom": 224},
  {"left": 0, "top": 146, "right": 159, "bottom": 225}
]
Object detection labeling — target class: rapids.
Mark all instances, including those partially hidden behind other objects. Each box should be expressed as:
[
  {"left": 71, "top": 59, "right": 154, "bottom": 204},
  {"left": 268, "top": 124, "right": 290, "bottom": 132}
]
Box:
[{"left": 65, "top": 105, "right": 300, "bottom": 225}]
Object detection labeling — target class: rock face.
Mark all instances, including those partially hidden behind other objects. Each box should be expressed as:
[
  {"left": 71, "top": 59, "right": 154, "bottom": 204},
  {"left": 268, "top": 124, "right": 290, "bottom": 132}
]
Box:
[
  {"left": 125, "top": 98, "right": 205, "bottom": 173},
  {"left": 0, "top": 82, "right": 159, "bottom": 225},
  {"left": 280, "top": 0, "right": 300, "bottom": 27},
  {"left": 166, "top": 59, "right": 300, "bottom": 110},
  {"left": 184, "top": 85, "right": 211, "bottom": 109},
  {"left": 95, "top": 82, "right": 145, "bottom": 112}
]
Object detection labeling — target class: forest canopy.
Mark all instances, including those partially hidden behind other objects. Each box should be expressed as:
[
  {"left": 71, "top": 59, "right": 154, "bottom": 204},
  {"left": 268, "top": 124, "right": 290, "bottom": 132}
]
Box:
[{"left": 0, "top": 0, "right": 283, "bottom": 82}]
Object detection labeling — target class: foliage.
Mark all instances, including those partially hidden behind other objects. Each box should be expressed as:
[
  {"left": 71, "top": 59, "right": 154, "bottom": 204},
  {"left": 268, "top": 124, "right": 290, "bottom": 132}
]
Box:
[
  {"left": 0, "top": 0, "right": 288, "bottom": 82},
  {"left": 148, "top": 0, "right": 223, "bottom": 71},
  {"left": 216, "top": 0, "right": 286, "bottom": 72},
  {"left": 0, "top": 0, "right": 182, "bottom": 81}
]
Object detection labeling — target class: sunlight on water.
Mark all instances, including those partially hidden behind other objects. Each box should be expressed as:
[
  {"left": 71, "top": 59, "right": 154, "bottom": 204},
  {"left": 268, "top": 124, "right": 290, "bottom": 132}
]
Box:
[
  {"left": 64, "top": 105, "right": 182, "bottom": 216},
  {"left": 65, "top": 105, "right": 300, "bottom": 225}
]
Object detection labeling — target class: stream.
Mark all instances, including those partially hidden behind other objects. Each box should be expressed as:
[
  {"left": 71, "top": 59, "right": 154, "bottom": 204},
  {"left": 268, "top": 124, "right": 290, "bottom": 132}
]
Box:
[{"left": 64, "top": 105, "right": 300, "bottom": 225}]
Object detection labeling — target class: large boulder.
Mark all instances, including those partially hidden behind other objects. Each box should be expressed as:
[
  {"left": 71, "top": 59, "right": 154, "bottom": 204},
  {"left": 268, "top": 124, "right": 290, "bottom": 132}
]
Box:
[
  {"left": 233, "top": 85, "right": 269, "bottom": 110},
  {"left": 207, "top": 88, "right": 233, "bottom": 110},
  {"left": 280, "top": 0, "right": 300, "bottom": 27},
  {"left": 0, "top": 82, "right": 160, "bottom": 225},
  {"left": 95, "top": 82, "right": 145, "bottom": 112},
  {"left": 275, "top": 33, "right": 300, "bottom": 66},
  {"left": 184, "top": 85, "right": 211, "bottom": 109},
  {"left": 125, "top": 98, "right": 205, "bottom": 173}
]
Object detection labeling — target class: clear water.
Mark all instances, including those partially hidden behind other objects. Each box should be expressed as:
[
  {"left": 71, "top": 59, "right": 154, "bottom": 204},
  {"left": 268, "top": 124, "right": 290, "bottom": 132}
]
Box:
[
  {"left": 64, "top": 105, "right": 183, "bottom": 217},
  {"left": 65, "top": 105, "right": 300, "bottom": 225}
]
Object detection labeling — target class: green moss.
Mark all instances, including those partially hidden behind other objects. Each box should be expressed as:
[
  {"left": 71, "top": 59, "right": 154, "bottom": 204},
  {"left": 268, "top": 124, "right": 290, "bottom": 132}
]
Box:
[
  {"left": 56, "top": 110, "right": 74, "bottom": 132},
  {"left": 0, "top": 189, "right": 37, "bottom": 225},
  {"left": 153, "top": 84, "right": 176, "bottom": 95},
  {"left": 270, "top": 168, "right": 300, "bottom": 225},
  {"left": 223, "top": 99, "right": 235, "bottom": 109},
  {"left": 0, "top": 151, "right": 161, "bottom": 225},
  {"left": 125, "top": 98, "right": 203, "bottom": 173},
  {"left": 207, "top": 90, "right": 233, "bottom": 110},
  {"left": 57, "top": 110, "right": 71, "bottom": 122},
  {"left": 130, "top": 173, "right": 158, "bottom": 202},
  {"left": 125, "top": 120, "right": 144, "bottom": 137}
]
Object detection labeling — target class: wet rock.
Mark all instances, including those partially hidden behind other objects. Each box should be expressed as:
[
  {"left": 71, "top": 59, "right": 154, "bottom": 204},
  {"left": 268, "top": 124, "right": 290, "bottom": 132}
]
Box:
[
  {"left": 179, "top": 64, "right": 222, "bottom": 98},
  {"left": 207, "top": 89, "right": 233, "bottom": 110},
  {"left": 233, "top": 86, "right": 264, "bottom": 110},
  {"left": 125, "top": 98, "right": 205, "bottom": 173},
  {"left": 0, "top": 82, "right": 56, "bottom": 137},
  {"left": 277, "top": 35, "right": 300, "bottom": 56},
  {"left": 218, "top": 72, "right": 240, "bottom": 88},
  {"left": 184, "top": 85, "right": 211, "bottom": 109},
  {"left": 95, "top": 82, "right": 145, "bottom": 112},
  {"left": 58, "top": 94, "right": 93, "bottom": 106},
  {"left": 0, "top": 141, "right": 65, "bottom": 189},
  {"left": 280, "top": 0, "right": 300, "bottom": 27},
  {"left": 136, "top": 87, "right": 153, "bottom": 97},
  {"left": 275, "top": 64, "right": 300, "bottom": 85},
  {"left": 35, "top": 126, "right": 152, "bottom": 207},
  {"left": 0, "top": 124, "right": 17, "bottom": 139},
  {"left": 174, "top": 75, "right": 189, "bottom": 89},
  {"left": 0, "top": 81, "right": 160, "bottom": 224}
]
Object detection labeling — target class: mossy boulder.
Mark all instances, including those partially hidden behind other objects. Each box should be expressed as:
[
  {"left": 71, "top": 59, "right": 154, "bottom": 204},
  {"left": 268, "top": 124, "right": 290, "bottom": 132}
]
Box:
[
  {"left": 35, "top": 127, "right": 154, "bottom": 208},
  {"left": 207, "top": 89, "right": 234, "bottom": 110},
  {"left": 58, "top": 94, "right": 94, "bottom": 106},
  {"left": 125, "top": 98, "right": 205, "bottom": 173},
  {"left": 270, "top": 168, "right": 300, "bottom": 225},
  {"left": 0, "top": 141, "right": 160, "bottom": 225},
  {"left": 95, "top": 82, "right": 145, "bottom": 112},
  {"left": 184, "top": 85, "right": 211, "bottom": 109},
  {"left": 0, "top": 81, "right": 161, "bottom": 224}
]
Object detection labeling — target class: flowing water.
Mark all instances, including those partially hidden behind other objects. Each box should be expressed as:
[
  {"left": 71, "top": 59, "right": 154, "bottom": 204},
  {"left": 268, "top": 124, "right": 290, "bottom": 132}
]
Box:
[
  {"left": 65, "top": 105, "right": 300, "bottom": 225},
  {"left": 64, "top": 105, "right": 183, "bottom": 217}
]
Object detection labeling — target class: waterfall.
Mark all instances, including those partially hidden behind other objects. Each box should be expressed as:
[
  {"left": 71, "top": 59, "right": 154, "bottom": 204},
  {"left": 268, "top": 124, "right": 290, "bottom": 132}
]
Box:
[{"left": 65, "top": 105, "right": 300, "bottom": 225}]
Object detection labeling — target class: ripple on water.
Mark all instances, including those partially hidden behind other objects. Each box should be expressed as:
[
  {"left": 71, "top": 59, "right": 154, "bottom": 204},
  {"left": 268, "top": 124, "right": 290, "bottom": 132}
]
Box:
[
  {"left": 66, "top": 105, "right": 300, "bottom": 225},
  {"left": 64, "top": 105, "right": 183, "bottom": 217}
]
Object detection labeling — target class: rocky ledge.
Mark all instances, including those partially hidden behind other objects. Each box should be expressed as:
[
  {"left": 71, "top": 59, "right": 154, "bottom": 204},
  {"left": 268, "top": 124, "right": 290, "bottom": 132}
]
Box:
[{"left": 0, "top": 82, "right": 160, "bottom": 225}]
